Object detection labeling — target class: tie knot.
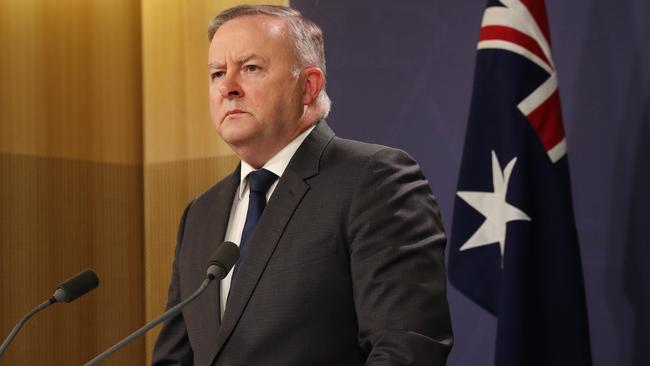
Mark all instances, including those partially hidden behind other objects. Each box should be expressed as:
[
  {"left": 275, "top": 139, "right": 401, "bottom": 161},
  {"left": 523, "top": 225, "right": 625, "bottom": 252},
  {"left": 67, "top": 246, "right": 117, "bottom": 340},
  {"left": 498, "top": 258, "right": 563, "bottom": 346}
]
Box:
[{"left": 248, "top": 169, "right": 277, "bottom": 194}]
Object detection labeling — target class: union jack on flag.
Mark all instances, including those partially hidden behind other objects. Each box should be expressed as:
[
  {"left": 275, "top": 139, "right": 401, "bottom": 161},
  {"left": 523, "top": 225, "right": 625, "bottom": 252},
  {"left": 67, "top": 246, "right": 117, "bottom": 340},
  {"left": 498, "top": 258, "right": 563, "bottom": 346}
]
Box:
[{"left": 449, "top": 0, "right": 592, "bottom": 365}]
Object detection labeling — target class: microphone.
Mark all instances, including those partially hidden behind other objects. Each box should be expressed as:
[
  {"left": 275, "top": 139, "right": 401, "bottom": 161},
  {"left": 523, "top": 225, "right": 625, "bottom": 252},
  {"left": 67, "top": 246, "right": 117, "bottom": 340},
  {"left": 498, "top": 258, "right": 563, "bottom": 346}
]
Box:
[
  {"left": 206, "top": 241, "right": 241, "bottom": 280},
  {"left": 0, "top": 269, "right": 100, "bottom": 357},
  {"left": 83, "top": 241, "right": 239, "bottom": 366},
  {"left": 54, "top": 268, "right": 100, "bottom": 303}
]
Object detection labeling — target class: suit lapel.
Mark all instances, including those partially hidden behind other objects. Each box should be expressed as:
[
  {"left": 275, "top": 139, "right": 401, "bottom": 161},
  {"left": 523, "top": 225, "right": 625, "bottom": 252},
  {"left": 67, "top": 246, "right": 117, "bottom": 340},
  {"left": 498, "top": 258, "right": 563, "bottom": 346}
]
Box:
[
  {"left": 208, "top": 121, "right": 335, "bottom": 364},
  {"left": 189, "top": 167, "right": 239, "bottom": 353}
]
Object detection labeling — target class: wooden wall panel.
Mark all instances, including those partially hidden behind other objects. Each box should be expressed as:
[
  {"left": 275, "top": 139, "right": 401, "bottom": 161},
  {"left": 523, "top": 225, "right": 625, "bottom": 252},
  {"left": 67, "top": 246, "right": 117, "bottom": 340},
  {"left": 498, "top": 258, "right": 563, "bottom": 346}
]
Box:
[
  {"left": 0, "top": 154, "right": 144, "bottom": 365},
  {"left": 142, "top": 0, "right": 231, "bottom": 165},
  {"left": 0, "top": 0, "right": 142, "bottom": 164},
  {"left": 0, "top": 0, "right": 144, "bottom": 365},
  {"left": 143, "top": 155, "right": 238, "bottom": 360}
]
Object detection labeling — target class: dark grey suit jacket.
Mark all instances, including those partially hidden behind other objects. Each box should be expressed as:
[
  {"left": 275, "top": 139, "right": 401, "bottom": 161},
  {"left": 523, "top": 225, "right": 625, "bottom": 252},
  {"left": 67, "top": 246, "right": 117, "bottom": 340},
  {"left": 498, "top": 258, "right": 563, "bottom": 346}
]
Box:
[{"left": 152, "top": 121, "right": 452, "bottom": 365}]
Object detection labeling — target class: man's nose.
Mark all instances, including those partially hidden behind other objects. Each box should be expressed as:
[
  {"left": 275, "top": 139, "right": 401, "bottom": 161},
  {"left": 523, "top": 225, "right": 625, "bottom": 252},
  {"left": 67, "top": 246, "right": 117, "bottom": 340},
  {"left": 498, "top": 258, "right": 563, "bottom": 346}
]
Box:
[{"left": 219, "top": 73, "right": 243, "bottom": 98}]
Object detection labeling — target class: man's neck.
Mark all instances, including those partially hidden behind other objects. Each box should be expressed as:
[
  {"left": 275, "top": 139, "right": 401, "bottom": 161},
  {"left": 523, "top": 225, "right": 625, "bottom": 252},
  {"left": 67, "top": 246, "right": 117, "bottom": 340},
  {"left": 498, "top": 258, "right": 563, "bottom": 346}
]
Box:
[
  {"left": 238, "top": 124, "right": 317, "bottom": 189},
  {"left": 238, "top": 118, "right": 319, "bottom": 168}
]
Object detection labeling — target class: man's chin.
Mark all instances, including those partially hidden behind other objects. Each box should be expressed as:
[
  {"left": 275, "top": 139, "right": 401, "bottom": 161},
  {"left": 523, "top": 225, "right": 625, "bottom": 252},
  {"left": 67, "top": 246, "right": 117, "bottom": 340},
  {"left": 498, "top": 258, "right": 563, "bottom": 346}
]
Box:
[{"left": 217, "top": 128, "right": 255, "bottom": 149}]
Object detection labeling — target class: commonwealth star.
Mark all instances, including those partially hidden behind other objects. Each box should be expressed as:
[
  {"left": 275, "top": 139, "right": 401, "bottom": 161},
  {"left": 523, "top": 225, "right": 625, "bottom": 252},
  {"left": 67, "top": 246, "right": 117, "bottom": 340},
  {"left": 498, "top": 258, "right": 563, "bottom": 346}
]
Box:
[{"left": 456, "top": 150, "right": 531, "bottom": 265}]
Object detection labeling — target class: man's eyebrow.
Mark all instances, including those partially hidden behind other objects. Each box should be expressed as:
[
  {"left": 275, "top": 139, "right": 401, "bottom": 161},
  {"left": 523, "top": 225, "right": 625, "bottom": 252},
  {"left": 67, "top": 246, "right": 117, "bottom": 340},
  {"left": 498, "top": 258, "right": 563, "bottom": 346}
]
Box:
[
  {"left": 208, "top": 54, "right": 267, "bottom": 69},
  {"left": 238, "top": 54, "right": 265, "bottom": 64}
]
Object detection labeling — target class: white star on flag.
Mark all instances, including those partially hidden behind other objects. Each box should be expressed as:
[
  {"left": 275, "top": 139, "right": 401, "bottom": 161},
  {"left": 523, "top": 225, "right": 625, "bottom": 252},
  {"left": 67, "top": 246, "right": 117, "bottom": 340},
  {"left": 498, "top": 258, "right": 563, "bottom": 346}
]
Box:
[{"left": 456, "top": 150, "right": 531, "bottom": 265}]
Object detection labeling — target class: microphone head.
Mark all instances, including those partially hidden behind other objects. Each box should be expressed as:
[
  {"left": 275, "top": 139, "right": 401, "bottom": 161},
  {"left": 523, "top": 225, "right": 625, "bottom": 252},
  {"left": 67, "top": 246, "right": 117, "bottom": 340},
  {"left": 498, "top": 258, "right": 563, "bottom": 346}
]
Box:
[
  {"left": 206, "top": 241, "right": 240, "bottom": 280},
  {"left": 53, "top": 269, "right": 100, "bottom": 303}
]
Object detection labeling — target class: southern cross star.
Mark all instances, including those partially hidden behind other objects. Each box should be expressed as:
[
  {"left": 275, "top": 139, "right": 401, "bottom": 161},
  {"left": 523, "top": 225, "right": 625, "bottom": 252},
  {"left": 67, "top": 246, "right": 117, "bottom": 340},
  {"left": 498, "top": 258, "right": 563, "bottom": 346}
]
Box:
[{"left": 456, "top": 150, "right": 531, "bottom": 266}]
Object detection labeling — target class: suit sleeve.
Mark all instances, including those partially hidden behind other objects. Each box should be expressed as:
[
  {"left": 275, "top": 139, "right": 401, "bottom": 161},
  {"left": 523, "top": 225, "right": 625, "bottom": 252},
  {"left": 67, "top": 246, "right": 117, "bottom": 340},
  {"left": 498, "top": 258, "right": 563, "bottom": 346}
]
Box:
[
  {"left": 347, "top": 148, "right": 453, "bottom": 366},
  {"left": 151, "top": 202, "right": 195, "bottom": 366}
]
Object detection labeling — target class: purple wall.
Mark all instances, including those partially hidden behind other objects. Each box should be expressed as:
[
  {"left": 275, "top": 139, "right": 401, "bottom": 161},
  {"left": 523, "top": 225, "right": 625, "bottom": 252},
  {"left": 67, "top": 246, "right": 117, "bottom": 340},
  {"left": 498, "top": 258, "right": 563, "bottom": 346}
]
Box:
[{"left": 293, "top": 1, "right": 650, "bottom": 365}]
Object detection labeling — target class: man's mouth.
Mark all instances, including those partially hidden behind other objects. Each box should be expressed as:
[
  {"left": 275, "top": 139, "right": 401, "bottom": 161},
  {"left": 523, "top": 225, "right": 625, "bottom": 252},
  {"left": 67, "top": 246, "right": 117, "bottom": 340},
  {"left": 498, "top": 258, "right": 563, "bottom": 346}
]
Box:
[{"left": 225, "top": 109, "right": 246, "bottom": 117}]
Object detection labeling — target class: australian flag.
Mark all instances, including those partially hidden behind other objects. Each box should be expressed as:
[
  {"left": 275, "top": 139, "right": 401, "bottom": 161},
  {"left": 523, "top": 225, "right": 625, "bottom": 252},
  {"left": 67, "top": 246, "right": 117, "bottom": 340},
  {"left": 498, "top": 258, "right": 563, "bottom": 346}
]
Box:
[{"left": 448, "top": 0, "right": 592, "bottom": 365}]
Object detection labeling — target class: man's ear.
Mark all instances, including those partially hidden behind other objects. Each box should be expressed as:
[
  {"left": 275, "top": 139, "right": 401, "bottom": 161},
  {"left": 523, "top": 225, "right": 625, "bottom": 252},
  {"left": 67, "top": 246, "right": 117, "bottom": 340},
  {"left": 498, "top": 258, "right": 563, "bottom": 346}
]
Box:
[{"left": 302, "top": 67, "right": 325, "bottom": 105}]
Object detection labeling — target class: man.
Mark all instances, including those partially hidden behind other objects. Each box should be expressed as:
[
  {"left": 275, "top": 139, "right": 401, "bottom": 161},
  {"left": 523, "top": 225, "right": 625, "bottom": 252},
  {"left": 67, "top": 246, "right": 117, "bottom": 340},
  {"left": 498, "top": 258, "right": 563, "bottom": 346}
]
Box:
[{"left": 153, "top": 5, "right": 452, "bottom": 366}]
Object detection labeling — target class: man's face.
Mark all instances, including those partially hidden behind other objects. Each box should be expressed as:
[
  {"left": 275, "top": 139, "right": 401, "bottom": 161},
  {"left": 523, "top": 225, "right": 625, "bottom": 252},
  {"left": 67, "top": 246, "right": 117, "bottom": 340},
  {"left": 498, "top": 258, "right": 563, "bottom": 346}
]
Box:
[{"left": 208, "top": 15, "right": 306, "bottom": 164}]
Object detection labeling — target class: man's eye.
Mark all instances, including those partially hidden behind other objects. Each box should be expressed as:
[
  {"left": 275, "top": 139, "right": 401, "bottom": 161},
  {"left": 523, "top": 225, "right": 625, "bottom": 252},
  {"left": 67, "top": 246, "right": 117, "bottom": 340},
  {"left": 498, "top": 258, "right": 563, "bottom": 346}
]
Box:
[
  {"left": 211, "top": 71, "right": 225, "bottom": 80},
  {"left": 244, "top": 65, "right": 259, "bottom": 72}
]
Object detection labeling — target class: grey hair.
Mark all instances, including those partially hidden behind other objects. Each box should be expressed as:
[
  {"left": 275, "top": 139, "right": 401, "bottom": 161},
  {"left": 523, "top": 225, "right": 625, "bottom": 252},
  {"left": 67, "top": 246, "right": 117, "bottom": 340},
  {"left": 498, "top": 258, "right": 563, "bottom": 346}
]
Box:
[{"left": 208, "top": 5, "right": 331, "bottom": 118}]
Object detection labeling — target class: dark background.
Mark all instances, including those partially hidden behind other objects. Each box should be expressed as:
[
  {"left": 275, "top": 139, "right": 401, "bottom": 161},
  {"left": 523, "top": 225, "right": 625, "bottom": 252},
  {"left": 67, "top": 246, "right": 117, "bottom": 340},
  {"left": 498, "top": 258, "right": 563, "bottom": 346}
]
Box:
[{"left": 292, "top": 1, "right": 650, "bottom": 365}]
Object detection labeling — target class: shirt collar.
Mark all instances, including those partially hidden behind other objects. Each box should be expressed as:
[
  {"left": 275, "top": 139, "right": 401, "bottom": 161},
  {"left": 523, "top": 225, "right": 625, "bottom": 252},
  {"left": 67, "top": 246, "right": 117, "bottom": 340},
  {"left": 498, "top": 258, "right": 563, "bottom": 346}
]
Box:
[{"left": 237, "top": 124, "right": 316, "bottom": 199}]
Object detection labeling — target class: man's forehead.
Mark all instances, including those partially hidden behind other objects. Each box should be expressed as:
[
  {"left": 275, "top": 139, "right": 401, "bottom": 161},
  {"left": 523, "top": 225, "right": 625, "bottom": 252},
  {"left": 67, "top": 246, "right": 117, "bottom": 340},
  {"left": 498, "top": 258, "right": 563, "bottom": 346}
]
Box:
[
  {"left": 208, "top": 15, "right": 291, "bottom": 62},
  {"left": 214, "top": 14, "right": 287, "bottom": 41}
]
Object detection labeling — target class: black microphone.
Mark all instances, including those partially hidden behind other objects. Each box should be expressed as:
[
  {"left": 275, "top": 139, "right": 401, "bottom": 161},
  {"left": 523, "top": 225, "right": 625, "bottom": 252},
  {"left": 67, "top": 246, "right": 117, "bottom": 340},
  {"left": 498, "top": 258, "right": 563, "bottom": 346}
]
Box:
[
  {"left": 83, "top": 241, "right": 239, "bottom": 366},
  {"left": 206, "top": 241, "right": 241, "bottom": 280},
  {"left": 54, "top": 268, "right": 100, "bottom": 303},
  {"left": 0, "top": 269, "right": 100, "bottom": 357}
]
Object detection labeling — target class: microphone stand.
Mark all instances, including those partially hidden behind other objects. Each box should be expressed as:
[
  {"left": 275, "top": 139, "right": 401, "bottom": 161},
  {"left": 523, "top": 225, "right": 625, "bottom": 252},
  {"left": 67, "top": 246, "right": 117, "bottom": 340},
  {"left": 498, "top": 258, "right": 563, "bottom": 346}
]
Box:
[
  {"left": 83, "top": 277, "right": 213, "bottom": 366},
  {"left": 0, "top": 298, "right": 56, "bottom": 356}
]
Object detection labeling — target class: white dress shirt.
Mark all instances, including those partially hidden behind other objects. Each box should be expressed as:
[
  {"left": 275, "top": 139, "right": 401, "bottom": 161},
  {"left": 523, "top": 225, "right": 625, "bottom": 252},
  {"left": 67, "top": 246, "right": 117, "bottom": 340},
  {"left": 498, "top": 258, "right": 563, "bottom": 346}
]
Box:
[{"left": 220, "top": 125, "right": 316, "bottom": 318}]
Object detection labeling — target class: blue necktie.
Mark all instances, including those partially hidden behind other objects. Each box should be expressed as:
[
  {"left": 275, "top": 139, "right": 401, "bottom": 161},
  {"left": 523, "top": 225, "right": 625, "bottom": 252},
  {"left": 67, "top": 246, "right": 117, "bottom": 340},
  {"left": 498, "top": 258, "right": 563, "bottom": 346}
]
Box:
[{"left": 233, "top": 168, "right": 277, "bottom": 278}]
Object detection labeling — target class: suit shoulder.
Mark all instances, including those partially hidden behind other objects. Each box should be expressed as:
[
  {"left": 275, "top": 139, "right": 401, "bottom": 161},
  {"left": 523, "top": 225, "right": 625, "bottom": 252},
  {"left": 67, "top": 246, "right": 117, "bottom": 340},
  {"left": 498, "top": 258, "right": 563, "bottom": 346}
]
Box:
[{"left": 327, "top": 136, "right": 417, "bottom": 166}]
